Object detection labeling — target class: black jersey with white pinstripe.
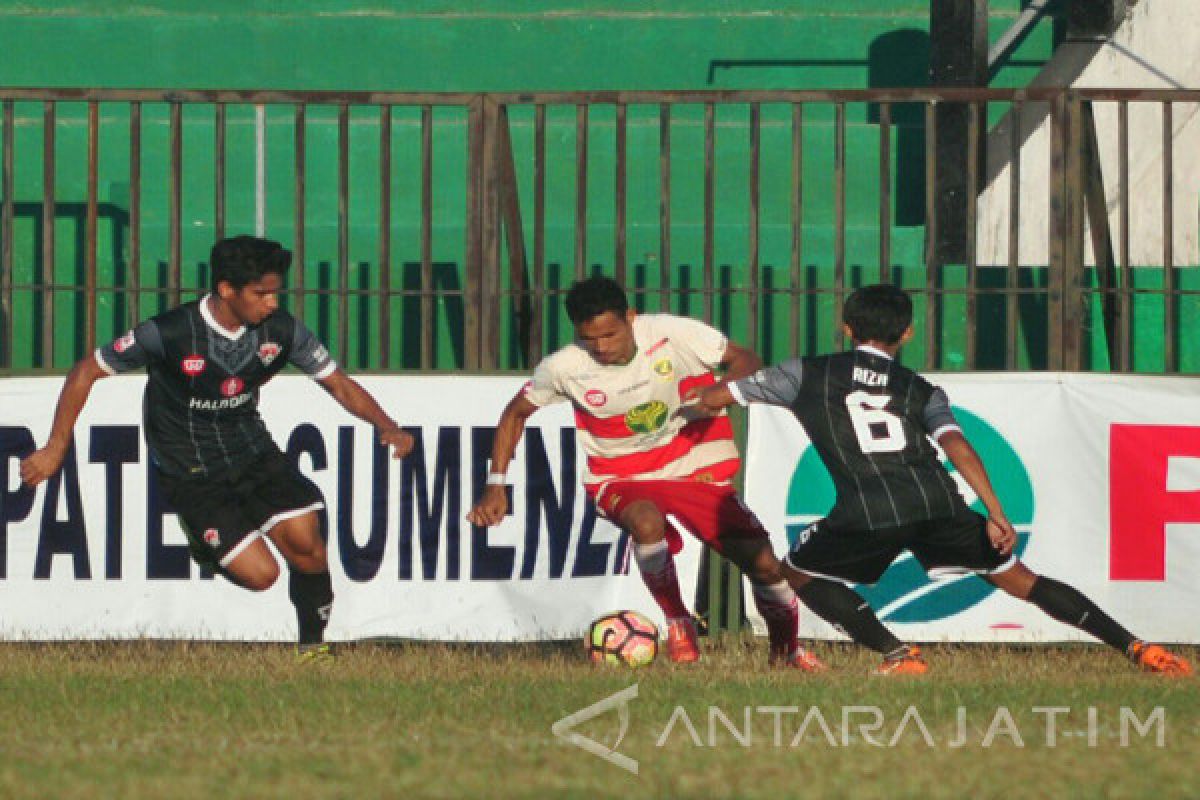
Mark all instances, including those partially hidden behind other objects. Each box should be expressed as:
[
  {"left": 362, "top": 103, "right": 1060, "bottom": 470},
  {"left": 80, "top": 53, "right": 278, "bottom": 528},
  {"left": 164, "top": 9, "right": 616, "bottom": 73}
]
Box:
[
  {"left": 733, "top": 347, "right": 966, "bottom": 531},
  {"left": 95, "top": 297, "right": 335, "bottom": 478}
]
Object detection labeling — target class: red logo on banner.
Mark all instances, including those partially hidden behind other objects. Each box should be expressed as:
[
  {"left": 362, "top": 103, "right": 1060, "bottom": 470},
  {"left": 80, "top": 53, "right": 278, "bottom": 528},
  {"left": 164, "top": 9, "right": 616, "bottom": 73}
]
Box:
[
  {"left": 1109, "top": 424, "right": 1200, "bottom": 580},
  {"left": 221, "top": 377, "right": 245, "bottom": 397},
  {"left": 182, "top": 356, "right": 206, "bottom": 376},
  {"left": 584, "top": 389, "right": 607, "bottom": 407}
]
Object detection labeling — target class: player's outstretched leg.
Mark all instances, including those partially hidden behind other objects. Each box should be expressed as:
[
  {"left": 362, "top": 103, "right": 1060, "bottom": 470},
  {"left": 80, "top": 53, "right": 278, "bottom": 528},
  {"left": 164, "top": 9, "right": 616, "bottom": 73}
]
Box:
[
  {"left": 722, "top": 538, "right": 824, "bottom": 672},
  {"left": 622, "top": 501, "right": 698, "bottom": 663},
  {"left": 987, "top": 561, "right": 1192, "bottom": 676},
  {"left": 788, "top": 570, "right": 926, "bottom": 675},
  {"left": 270, "top": 513, "right": 336, "bottom": 662}
]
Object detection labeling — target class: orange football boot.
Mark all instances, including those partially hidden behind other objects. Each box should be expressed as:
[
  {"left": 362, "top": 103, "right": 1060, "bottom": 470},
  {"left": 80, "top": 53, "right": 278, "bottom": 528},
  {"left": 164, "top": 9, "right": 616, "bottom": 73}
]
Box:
[
  {"left": 665, "top": 617, "right": 701, "bottom": 663},
  {"left": 1129, "top": 641, "right": 1192, "bottom": 676}
]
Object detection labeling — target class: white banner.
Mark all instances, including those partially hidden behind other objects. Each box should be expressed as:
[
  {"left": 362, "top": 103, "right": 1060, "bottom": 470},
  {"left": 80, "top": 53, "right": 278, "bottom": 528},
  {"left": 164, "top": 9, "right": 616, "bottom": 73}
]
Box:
[
  {"left": 5, "top": 373, "right": 1200, "bottom": 643},
  {"left": 745, "top": 372, "right": 1200, "bottom": 643},
  {"left": 0, "top": 376, "right": 703, "bottom": 642}
]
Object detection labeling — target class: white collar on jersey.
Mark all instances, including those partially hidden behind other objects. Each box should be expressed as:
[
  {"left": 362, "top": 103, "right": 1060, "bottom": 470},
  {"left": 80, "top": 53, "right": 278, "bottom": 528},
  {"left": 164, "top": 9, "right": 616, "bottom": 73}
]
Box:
[
  {"left": 855, "top": 344, "right": 892, "bottom": 360},
  {"left": 200, "top": 293, "right": 248, "bottom": 341}
]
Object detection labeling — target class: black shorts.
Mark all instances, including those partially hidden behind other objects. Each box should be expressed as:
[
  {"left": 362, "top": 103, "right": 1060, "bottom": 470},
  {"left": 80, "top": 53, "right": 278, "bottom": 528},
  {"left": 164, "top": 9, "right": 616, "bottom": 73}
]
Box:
[
  {"left": 157, "top": 449, "right": 324, "bottom": 570},
  {"left": 783, "top": 508, "right": 1013, "bottom": 586}
]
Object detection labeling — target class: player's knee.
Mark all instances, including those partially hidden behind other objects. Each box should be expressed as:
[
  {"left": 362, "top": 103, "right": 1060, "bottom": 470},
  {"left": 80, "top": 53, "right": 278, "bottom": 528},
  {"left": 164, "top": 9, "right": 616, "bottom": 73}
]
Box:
[
  {"left": 781, "top": 562, "right": 812, "bottom": 591},
  {"left": 621, "top": 504, "right": 667, "bottom": 544},
  {"left": 240, "top": 561, "right": 281, "bottom": 592}
]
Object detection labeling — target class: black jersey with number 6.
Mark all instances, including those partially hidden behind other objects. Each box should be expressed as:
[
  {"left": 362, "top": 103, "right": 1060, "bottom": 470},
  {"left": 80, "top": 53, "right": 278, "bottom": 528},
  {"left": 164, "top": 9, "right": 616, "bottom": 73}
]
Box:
[
  {"left": 95, "top": 296, "right": 335, "bottom": 478},
  {"left": 733, "top": 347, "right": 966, "bottom": 531}
]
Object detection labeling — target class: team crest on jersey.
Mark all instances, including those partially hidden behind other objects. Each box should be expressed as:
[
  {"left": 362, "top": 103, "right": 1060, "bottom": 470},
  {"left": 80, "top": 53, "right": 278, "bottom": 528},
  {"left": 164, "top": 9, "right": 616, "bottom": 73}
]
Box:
[
  {"left": 625, "top": 400, "right": 669, "bottom": 433},
  {"left": 652, "top": 358, "right": 674, "bottom": 380},
  {"left": 584, "top": 389, "right": 608, "bottom": 407},
  {"left": 181, "top": 355, "right": 206, "bottom": 376},
  {"left": 221, "top": 377, "right": 245, "bottom": 397},
  {"left": 257, "top": 342, "right": 281, "bottom": 366},
  {"left": 113, "top": 330, "right": 136, "bottom": 353},
  {"left": 203, "top": 528, "right": 221, "bottom": 547}
]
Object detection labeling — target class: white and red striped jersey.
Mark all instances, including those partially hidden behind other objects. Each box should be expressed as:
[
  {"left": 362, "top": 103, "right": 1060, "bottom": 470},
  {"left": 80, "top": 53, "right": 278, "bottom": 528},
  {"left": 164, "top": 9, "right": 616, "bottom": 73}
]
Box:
[{"left": 523, "top": 313, "right": 741, "bottom": 494}]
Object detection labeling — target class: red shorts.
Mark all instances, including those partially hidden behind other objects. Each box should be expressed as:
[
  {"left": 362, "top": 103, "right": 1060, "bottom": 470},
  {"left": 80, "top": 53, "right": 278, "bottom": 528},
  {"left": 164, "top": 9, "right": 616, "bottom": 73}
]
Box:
[{"left": 593, "top": 480, "right": 770, "bottom": 556}]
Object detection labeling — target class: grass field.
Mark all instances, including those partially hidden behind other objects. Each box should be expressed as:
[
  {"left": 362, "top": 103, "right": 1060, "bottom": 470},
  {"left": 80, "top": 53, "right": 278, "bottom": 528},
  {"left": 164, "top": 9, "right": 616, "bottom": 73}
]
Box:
[{"left": 0, "top": 637, "right": 1196, "bottom": 800}]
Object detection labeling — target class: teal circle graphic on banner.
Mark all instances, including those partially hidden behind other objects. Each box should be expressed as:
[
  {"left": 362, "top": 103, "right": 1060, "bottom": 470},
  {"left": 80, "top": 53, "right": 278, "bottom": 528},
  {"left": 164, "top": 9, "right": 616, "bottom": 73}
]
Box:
[{"left": 784, "top": 407, "right": 1034, "bottom": 623}]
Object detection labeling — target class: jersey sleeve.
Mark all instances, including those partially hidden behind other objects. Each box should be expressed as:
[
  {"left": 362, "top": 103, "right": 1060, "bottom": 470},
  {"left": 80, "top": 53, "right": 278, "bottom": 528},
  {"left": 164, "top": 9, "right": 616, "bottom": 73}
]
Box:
[
  {"left": 729, "top": 359, "right": 804, "bottom": 407},
  {"left": 521, "top": 358, "right": 569, "bottom": 407},
  {"left": 922, "top": 386, "right": 961, "bottom": 440},
  {"left": 289, "top": 318, "right": 337, "bottom": 379},
  {"left": 655, "top": 314, "right": 728, "bottom": 368},
  {"left": 94, "top": 319, "right": 163, "bottom": 375}
]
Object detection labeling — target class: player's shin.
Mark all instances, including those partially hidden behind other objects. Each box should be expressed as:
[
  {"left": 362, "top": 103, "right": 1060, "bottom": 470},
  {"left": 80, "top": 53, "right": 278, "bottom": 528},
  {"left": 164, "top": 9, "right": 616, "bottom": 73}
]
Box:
[
  {"left": 632, "top": 539, "right": 690, "bottom": 620},
  {"left": 750, "top": 580, "right": 800, "bottom": 655},
  {"left": 1025, "top": 576, "right": 1135, "bottom": 652},
  {"left": 795, "top": 578, "right": 906, "bottom": 656},
  {"left": 288, "top": 568, "right": 334, "bottom": 645}
]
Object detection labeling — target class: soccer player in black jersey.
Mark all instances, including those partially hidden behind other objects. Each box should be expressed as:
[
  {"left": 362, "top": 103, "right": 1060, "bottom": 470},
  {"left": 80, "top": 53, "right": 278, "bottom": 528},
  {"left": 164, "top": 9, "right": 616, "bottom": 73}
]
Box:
[
  {"left": 692, "top": 284, "right": 1191, "bottom": 676},
  {"left": 20, "top": 236, "right": 414, "bottom": 660}
]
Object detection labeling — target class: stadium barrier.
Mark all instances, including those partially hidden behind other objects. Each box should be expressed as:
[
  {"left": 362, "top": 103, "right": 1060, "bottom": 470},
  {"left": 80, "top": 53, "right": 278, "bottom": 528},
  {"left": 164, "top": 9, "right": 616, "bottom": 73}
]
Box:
[
  {"left": 2, "top": 373, "right": 1197, "bottom": 643},
  {"left": 1, "top": 87, "right": 1199, "bottom": 375}
]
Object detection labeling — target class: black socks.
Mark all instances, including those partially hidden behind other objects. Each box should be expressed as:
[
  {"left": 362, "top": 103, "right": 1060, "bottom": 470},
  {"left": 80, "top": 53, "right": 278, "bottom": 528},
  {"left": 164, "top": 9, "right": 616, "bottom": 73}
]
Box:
[
  {"left": 1026, "top": 576, "right": 1136, "bottom": 652},
  {"left": 795, "top": 578, "right": 904, "bottom": 655},
  {"left": 289, "top": 569, "right": 334, "bottom": 645}
]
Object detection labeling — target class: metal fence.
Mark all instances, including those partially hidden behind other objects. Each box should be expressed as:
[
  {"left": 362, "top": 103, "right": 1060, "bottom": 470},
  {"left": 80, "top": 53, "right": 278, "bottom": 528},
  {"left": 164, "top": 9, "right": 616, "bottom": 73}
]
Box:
[{"left": 1, "top": 86, "right": 1197, "bottom": 373}]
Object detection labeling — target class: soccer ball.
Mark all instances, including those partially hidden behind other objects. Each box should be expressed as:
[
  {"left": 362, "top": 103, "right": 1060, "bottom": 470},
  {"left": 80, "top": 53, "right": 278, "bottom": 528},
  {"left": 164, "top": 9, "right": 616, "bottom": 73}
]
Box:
[{"left": 586, "top": 610, "right": 659, "bottom": 667}]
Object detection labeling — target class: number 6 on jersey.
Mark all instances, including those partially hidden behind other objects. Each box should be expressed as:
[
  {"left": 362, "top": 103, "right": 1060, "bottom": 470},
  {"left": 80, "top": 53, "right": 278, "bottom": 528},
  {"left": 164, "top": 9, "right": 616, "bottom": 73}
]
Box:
[{"left": 845, "top": 390, "right": 907, "bottom": 453}]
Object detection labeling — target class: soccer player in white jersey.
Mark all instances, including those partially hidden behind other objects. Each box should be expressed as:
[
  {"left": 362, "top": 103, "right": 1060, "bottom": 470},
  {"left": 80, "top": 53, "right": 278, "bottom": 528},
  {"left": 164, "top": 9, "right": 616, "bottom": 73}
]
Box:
[{"left": 467, "top": 276, "right": 823, "bottom": 670}]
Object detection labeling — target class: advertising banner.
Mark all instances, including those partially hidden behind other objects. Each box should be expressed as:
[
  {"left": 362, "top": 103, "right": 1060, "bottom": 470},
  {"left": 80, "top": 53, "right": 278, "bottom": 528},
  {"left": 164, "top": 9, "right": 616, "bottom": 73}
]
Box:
[
  {"left": 0, "top": 375, "right": 699, "bottom": 641},
  {"left": 745, "top": 372, "right": 1200, "bottom": 643},
  {"left": 3, "top": 372, "right": 1198, "bottom": 642}
]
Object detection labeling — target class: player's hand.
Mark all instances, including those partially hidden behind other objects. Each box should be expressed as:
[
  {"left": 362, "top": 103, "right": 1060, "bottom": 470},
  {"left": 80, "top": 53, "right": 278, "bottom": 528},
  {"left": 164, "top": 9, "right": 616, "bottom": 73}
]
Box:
[
  {"left": 378, "top": 427, "right": 415, "bottom": 459},
  {"left": 20, "top": 444, "right": 67, "bottom": 488},
  {"left": 986, "top": 515, "right": 1017, "bottom": 555},
  {"left": 467, "top": 484, "right": 509, "bottom": 528},
  {"left": 676, "top": 386, "right": 722, "bottom": 419}
]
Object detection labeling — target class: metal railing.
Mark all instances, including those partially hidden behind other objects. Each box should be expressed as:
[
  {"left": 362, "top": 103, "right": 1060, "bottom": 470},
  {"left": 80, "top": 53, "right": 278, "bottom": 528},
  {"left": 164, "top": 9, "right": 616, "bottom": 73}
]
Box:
[{"left": 1, "top": 86, "right": 1198, "bottom": 373}]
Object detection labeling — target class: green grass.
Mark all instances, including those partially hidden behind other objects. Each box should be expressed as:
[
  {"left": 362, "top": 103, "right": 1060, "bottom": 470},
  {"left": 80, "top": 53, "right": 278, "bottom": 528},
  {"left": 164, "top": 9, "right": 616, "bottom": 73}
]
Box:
[{"left": 0, "top": 639, "right": 1196, "bottom": 799}]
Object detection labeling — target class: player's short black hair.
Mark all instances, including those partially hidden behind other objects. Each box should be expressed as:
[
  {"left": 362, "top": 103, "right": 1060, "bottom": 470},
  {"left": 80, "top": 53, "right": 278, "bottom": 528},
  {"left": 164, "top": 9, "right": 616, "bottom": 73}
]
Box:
[
  {"left": 564, "top": 276, "right": 629, "bottom": 325},
  {"left": 210, "top": 236, "right": 292, "bottom": 290},
  {"left": 842, "top": 284, "right": 913, "bottom": 344}
]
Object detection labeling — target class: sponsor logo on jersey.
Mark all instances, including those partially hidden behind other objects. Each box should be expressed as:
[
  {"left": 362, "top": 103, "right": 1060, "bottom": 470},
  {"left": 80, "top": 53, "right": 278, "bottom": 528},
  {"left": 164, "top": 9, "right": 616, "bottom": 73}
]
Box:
[
  {"left": 189, "top": 393, "right": 253, "bottom": 411},
  {"left": 258, "top": 342, "right": 281, "bottom": 366},
  {"left": 203, "top": 528, "right": 221, "bottom": 547},
  {"left": 585, "top": 389, "right": 608, "bottom": 408},
  {"left": 785, "top": 407, "right": 1034, "bottom": 624},
  {"left": 652, "top": 358, "right": 674, "bottom": 381},
  {"left": 181, "top": 356, "right": 206, "bottom": 376},
  {"left": 625, "top": 400, "right": 669, "bottom": 434},
  {"left": 113, "top": 330, "right": 136, "bottom": 354},
  {"left": 221, "top": 377, "right": 245, "bottom": 397}
]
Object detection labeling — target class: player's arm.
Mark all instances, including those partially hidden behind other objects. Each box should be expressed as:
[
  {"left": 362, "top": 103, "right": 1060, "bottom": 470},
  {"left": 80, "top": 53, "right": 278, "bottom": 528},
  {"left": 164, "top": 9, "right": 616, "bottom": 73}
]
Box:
[
  {"left": 317, "top": 368, "right": 414, "bottom": 458},
  {"left": 693, "top": 358, "right": 804, "bottom": 416},
  {"left": 678, "top": 338, "right": 762, "bottom": 416},
  {"left": 19, "top": 355, "right": 109, "bottom": 486},
  {"left": 717, "top": 340, "right": 762, "bottom": 383},
  {"left": 466, "top": 393, "right": 540, "bottom": 528},
  {"left": 927, "top": 388, "right": 1017, "bottom": 555}
]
